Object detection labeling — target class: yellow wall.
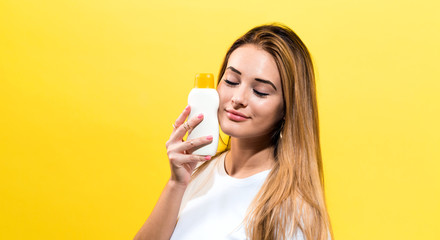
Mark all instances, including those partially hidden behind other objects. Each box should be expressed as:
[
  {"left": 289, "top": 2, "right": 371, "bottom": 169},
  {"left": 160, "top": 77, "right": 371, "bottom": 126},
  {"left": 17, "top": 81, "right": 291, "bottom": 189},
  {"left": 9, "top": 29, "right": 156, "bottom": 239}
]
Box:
[{"left": 1, "top": 0, "right": 439, "bottom": 239}]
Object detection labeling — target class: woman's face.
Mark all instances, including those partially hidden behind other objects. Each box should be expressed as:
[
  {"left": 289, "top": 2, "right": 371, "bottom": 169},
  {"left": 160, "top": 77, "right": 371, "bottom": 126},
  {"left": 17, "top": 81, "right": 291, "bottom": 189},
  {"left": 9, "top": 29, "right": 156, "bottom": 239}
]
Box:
[{"left": 217, "top": 44, "right": 284, "bottom": 140}]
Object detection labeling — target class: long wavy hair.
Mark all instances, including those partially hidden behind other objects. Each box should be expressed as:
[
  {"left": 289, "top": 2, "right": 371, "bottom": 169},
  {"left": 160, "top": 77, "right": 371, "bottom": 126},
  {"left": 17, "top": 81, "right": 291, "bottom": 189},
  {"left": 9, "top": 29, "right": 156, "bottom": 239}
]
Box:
[{"left": 194, "top": 23, "right": 333, "bottom": 240}]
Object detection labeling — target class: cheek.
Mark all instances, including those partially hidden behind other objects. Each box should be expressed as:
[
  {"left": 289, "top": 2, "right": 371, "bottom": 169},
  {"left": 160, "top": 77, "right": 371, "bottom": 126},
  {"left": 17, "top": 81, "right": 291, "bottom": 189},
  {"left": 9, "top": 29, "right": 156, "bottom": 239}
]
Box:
[
  {"left": 217, "top": 86, "right": 231, "bottom": 106},
  {"left": 252, "top": 98, "right": 284, "bottom": 121}
]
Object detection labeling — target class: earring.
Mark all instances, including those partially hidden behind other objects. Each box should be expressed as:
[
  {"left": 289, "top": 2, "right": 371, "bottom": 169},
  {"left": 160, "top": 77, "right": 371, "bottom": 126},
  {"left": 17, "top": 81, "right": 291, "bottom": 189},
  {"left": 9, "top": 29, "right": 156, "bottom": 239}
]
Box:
[{"left": 279, "top": 118, "right": 285, "bottom": 139}]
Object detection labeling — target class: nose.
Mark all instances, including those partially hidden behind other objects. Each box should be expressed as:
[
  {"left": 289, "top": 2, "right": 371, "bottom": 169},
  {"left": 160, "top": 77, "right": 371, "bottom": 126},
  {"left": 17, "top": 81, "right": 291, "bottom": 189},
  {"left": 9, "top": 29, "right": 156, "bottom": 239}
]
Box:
[{"left": 231, "top": 85, "right": 248, "bottom": 108}]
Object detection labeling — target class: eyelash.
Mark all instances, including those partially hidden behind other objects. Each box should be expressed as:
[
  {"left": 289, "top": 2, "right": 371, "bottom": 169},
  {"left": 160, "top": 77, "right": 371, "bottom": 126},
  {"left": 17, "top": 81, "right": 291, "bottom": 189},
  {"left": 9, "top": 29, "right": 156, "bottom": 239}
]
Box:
[{"left": 224, "top": 79, "right": 269, "bottom": 97}]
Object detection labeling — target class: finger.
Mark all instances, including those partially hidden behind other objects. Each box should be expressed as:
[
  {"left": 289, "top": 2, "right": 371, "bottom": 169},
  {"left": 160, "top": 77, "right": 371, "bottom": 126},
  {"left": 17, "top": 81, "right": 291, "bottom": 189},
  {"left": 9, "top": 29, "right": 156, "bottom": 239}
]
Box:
[
  {"left": 171, "top": 113, "right": 204, "bottom": 141},
  {"left": 171, "top": 135, "right": 213, "bottom": 154},
  {"left": 179, "top": 153, "right": 212, "bottom": 163},
  {"left": 186, "top": 116, "right": 201, "bottom": 137},
  {"left": 169, "top": 152, "right": 211, "bottom": 167},
  {"left": 173, "top": 105, "right": 191, "bottom": 130},
  {"left": 186, "top": 136, "right": 214, "bottom": 154}
]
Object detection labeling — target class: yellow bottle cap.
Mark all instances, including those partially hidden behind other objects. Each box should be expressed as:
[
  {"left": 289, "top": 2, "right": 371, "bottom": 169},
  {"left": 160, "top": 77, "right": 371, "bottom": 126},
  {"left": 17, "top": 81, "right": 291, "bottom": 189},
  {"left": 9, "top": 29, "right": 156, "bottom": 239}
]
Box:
[{"left": 194, "top": 73, "right": 215, "bottom": 88}]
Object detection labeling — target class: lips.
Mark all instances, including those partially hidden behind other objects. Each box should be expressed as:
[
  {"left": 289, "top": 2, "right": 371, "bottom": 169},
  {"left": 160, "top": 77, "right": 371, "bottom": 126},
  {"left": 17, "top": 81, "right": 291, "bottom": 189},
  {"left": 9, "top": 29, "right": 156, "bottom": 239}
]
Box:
[{"left": 225, "top": 109, "right": 249, "bottom": 122}]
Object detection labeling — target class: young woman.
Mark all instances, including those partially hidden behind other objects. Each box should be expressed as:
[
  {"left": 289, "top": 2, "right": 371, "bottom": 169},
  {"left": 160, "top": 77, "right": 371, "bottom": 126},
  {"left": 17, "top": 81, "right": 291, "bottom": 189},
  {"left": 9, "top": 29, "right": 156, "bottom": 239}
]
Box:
[{"left": 134, "top": 23, "right": 333, "bottom": 240}]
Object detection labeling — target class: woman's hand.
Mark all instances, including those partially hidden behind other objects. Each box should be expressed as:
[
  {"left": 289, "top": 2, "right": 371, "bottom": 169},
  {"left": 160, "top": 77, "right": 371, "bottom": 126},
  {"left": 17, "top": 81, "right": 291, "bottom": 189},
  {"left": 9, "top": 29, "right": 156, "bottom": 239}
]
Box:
[{"left": 165, "top": 105, "right": 213, "bottom": 186}]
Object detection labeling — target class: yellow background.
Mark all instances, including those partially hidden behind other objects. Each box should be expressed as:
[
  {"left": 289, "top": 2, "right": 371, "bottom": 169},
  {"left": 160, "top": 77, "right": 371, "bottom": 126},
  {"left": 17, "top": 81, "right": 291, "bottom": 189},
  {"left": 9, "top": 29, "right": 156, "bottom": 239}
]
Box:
[{"left": 1, "top": 0, "right": 439, "bottom": 239}]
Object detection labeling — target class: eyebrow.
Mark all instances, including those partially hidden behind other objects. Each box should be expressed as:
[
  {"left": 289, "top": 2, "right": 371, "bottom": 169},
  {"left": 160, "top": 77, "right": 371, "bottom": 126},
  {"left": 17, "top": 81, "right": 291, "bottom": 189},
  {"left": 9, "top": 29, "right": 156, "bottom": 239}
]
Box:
[{"left": 226, "top": 66, "right": 277, "bottom": 91}]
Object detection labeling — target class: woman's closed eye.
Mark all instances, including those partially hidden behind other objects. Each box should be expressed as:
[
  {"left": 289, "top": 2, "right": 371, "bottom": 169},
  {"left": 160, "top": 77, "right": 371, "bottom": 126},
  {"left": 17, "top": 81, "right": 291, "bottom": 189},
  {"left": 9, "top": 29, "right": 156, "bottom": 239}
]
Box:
[
  {"left": 224, "top": 79, "right": 269, "bottom": 97},
  {"left": 253, "top": 89, "right": 269, "bottom": 97},
  {"left": 224, "top": 79, "right": 239, "bottom": 86}
]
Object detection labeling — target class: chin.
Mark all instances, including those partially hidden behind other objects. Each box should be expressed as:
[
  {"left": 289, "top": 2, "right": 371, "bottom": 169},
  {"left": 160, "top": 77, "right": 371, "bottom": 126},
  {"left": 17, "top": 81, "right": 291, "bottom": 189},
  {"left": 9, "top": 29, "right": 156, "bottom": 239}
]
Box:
[
  {"left": 220, "top": 122, "right": 261, "bottom": 139},
  {"left": 219, "top": 121, "right": 247, "bottom": 138},
  {"left": 220, "top": 120, "right": 276, "bottom": 141},
  {"left": 219, "top": 114, "right": 267, "bottom": 139},
  {"left": 219, "top": 124, "right": 238, "bottom": 138}
]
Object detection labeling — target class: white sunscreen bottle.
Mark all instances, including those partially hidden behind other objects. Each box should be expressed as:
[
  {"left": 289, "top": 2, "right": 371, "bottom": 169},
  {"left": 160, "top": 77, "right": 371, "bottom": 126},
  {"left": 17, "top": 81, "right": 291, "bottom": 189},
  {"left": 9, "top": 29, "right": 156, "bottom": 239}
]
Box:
[{"left": 187, "top": 73, "right": 219, "bottom": 156}]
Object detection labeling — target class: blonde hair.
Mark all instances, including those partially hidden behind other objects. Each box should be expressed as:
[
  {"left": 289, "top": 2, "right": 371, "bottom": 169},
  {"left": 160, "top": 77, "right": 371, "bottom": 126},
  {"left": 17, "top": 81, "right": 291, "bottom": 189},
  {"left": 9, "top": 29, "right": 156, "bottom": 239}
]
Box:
[{"left": 194, "top": 23, "right": 333, "bottom": 240}]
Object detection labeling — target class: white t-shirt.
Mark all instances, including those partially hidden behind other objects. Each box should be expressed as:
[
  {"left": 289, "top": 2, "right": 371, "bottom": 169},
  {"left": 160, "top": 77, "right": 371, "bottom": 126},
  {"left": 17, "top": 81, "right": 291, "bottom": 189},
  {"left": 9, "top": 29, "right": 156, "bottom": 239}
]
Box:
[{"left": 170, "top": 151, "right": 305, "bottom": 240}]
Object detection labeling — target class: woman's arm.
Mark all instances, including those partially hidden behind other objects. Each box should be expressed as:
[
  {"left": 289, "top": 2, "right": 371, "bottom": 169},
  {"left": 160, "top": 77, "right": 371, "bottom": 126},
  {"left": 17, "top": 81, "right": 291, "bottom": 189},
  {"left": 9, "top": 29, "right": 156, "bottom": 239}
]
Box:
[
  {"left": 133, "top": 179, "right": 186, "bottom": 240},
  {"left": 133, "top": 106, "right": 212, "bottom": 240}
]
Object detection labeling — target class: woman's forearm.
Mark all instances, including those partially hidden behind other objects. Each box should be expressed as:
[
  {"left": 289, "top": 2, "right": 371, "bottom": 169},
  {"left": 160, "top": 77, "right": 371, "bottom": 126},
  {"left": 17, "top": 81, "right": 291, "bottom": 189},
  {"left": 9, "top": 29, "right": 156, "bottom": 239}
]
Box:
[{"left": 133, "top": 180, "right": 187, "bottom": 240}]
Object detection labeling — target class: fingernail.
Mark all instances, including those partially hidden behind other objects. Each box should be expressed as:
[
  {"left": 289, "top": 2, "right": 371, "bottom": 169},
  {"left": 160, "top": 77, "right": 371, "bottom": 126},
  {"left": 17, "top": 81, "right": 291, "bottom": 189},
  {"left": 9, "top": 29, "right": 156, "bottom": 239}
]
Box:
[
  {"left": 197, "top": 114, "right": 204, "bottom": 119},
  {"left": 185, "top": 105, "right": 190, "bottom": 110},
  {"left": 204, "top": 156, "right": 211, "bottom": 160},
  {"left": 206, "top": 135, "right": 213, "bottom": 140}
]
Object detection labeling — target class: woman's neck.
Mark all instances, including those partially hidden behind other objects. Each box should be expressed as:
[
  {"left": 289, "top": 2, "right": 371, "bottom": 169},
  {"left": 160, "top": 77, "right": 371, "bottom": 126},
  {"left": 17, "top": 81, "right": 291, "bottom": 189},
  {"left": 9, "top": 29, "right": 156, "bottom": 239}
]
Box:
[{"left": 225, "top": 136, "right": 275, "bottom": 179}]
